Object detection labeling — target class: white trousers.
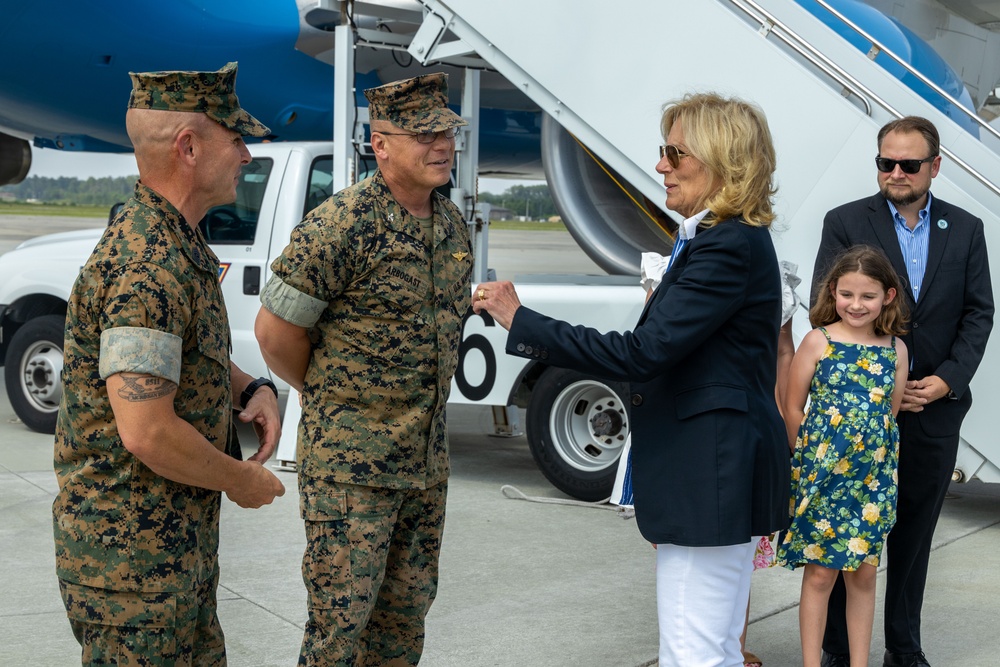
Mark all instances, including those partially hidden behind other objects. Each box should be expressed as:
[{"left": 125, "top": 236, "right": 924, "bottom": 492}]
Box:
[{"left": 656, "top": 539, "right": 757, "bottom": 667}]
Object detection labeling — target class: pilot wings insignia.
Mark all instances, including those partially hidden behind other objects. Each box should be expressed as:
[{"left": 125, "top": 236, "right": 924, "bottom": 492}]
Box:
[{"left": 452, "top": 251, "right": 469, "bottom": 261}]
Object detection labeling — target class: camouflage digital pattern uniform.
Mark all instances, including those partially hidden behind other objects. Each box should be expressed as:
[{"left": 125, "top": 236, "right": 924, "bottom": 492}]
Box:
[
  {"left": 127, "top": 61, "right": 269, "bottom": 137},
  {"left": 53, "top": 182, "right": 233, "bottom": 666},
  {"left": 260, "top": 166, "right": 472, "bottom": 666}
]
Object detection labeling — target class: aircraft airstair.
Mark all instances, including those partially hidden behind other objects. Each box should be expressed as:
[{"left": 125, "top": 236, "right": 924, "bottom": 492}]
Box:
[{"left": 331, "top": 0, "right": 1000, "bottom": 482}]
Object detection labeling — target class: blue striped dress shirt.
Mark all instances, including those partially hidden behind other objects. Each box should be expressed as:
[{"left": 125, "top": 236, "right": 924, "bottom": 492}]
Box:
[{"left": 888, "top": 193, "right": 932, "bottom": 301}]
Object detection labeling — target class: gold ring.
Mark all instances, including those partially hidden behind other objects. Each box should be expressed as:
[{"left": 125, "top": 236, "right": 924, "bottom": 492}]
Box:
[{"left": 478, "top": 288, "right": 487, "bottom": 301}]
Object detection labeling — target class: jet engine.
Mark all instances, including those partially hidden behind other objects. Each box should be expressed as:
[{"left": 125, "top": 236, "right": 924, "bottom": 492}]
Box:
[
  {"left": 0, "top": 133, "right": 31, "bottom": 186},
  {"left": 541, "top": 113, "right": 677, "bottom": 275}
]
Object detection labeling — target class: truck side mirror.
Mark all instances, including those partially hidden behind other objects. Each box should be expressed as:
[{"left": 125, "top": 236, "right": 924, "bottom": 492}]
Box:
[{"left": 108, "top": 202, "right": 125, "bottom": 226}]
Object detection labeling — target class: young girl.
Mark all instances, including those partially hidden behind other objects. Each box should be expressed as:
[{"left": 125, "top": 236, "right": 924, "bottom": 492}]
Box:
[{"left": 776, "top": 245, "right": 909, "bottom": 667}]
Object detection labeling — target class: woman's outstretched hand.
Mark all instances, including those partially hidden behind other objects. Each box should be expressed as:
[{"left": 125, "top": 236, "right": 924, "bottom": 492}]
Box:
[{"left": 472, "top": 280, "right": 521, "bottom": 330}]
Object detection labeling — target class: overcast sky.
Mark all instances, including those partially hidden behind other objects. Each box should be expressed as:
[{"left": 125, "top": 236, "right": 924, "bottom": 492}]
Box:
[
  {"left": 30, "top": 147, "right": 138, "bottom": 179},
  {"left": 28, "top": 146, "right": 528, "bottom": 193}
]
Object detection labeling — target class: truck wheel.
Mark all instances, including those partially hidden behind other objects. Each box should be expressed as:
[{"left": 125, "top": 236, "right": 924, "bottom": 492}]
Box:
[
  {"left": 526, "top": 367, "right": 630, "bottom": 501},
  {"left": 4, "top": 314, "right": 65, "bottom": 434}
]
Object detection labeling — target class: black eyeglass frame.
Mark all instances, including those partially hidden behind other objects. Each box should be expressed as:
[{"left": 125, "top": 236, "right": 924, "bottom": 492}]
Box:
[
  {"left": 374, "top": 127, "right": 458, "bottom": 144},
  {"left": 658, "top": 144, "right": 691, "bottom": 169},
  {"left": 874, "top": 154, "right": 936, "bottom": 174}
]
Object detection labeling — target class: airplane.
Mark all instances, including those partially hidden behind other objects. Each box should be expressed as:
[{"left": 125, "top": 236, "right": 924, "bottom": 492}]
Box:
[
  {"left": 0, "top": 1, "right": 545, "bottom": 184},
  {"left": 3, "top": 0, "right": 1000, "bottom": 495},
  {"left": 0, "top": 0, "right": 996, "bottom": 276}
]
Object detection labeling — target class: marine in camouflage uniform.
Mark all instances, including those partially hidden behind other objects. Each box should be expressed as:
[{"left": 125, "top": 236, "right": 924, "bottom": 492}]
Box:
[
  {"left": 256, "top": 73, "right": 472, "bottom": 667},
  {"left": 53, "top": 62, "right": 284, "bottom": 667}
]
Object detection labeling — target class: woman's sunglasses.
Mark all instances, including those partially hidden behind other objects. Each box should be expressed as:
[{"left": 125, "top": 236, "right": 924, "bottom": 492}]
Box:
[
  {"left": 874, "top": 155, "right": 935, "bottom": 174},
  {"left": 658, "top": 144, "right": 691, "bottom": 169}
]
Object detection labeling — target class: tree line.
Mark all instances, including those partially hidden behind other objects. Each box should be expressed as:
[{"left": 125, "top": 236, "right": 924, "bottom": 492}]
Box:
[
  {"left": 1, "top": 175, "right": 559, "bottom": 219},
  {"left": 0, "top": 175, "right": 137, "bottom": 207},
  {"left": 477, "top": 183, "right": 558, "bottom": 220}
]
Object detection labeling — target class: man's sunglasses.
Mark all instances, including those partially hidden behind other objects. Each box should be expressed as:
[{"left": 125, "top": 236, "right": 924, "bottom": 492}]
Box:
[
  {"left": 659, "top": 144, "right": 691, "bottom": 169},
  {"left": 875, "top": 155, "right": 936, "bottom": 174},
  {"left": 376, "top": 127, "right": 458, "bottom": 144}
]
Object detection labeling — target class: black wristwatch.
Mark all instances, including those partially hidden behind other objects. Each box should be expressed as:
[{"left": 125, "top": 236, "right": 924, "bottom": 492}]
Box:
[{"left": 240, "top": 377, "right": 278, "bottom": 409}]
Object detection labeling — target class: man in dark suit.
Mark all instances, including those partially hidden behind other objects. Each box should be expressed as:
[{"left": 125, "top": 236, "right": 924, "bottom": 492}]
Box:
[{"left": 813, "top": 116, "right": 994, "bottom": 667}]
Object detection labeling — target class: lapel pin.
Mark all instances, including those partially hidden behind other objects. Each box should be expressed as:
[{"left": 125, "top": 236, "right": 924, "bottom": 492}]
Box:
[
  {"left": 937, "top": 219, "right": 948, "bottom": 229},
  {"left": 452, "top": 251, "right": 468, "bottom": 261}
]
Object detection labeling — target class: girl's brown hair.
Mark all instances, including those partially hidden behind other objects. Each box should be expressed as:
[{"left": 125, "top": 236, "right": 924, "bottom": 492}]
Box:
[{"left": 810, "top": 245, "right": 909, "bottom": 336}]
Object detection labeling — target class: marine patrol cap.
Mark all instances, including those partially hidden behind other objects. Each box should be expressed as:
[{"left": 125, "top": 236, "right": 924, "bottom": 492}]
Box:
[
  {"left": 364, "top": 73, "right": 467, "bottom": 133},
  {"left": 127, "top": 61, "right": 270, "bottom": 137}
]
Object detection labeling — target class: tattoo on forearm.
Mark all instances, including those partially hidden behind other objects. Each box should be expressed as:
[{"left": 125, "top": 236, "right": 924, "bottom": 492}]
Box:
[{"left": 117, "top": 374, "right": 177, "bottom": 402}]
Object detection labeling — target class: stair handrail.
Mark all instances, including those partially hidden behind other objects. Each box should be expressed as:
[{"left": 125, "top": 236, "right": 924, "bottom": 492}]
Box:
[
  {"left": 813, "top": 0, "right": 1000, "bottom": 144},
  {"left": 728, "top": 0, "right": 872, "bottom": 115},
  {"left": 727, "top": 0, "right": 1000, "bottom": 198}
]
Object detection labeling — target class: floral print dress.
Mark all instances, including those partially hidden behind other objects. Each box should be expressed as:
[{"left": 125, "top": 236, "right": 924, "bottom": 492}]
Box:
[{"left": 776, "top": 328, "right": 899, "bottom": 571}]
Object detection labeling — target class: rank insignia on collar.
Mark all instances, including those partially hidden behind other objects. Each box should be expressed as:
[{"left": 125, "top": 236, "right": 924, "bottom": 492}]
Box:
[{"left": 452, "top": 251, "right": 469, "bottom": 261}]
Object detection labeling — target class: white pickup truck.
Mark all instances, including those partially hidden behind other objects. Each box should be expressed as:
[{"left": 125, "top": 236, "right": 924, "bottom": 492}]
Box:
[{"left": 0, "top": 141, "right": 643, "bottom": 500}]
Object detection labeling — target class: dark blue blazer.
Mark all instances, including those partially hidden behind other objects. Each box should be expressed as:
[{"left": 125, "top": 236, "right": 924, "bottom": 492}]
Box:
[
  {"left": 508, "top": 218, "right": 790, "bottom": 546},
  {"left": 812, "top": 194, "right": 994, "bottom": 437}
]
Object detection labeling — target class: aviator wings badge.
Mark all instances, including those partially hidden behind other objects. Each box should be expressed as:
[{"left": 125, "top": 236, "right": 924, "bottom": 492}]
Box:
[{"left": 452, "top": 251, "right": 469, "bottom": 261}]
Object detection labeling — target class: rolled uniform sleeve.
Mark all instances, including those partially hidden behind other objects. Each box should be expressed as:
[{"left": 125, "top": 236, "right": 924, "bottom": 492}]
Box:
[
  {"left": 95, "top": 263, "right": 192, "bottom": 382},
  {"left": 99, "top": 327, "right": 182, "bottom": 382},
  {"left": 259, "top": 274, "right": 328, "bottom": 328},
  {"left": 263, "top": 206, "right": 356, "bottom": 320}
]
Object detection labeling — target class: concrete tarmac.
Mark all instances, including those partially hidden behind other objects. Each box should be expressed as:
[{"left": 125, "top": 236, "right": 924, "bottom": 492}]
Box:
[
  {"left": 1, "top": 219, "right": 998, "bottom": 666},
  {"left": 0, "top": 214, "right": 105, "bottom": 255}
]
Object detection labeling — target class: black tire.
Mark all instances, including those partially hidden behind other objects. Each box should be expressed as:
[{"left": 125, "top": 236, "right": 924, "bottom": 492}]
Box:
[
  {"left": 526, "top": 367, "right": 631, "bottom": 501},
  {"left": 4, "top": 314, "right": 65, "bottom": 434}
]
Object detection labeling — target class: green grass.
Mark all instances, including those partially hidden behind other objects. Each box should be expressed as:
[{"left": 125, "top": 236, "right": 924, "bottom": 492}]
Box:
[
  {"left": 0, "top": 201, "right": 110, "bottom": 217},
  {"left": 488, "top": 219, "right": 567, "bottom": 231}
]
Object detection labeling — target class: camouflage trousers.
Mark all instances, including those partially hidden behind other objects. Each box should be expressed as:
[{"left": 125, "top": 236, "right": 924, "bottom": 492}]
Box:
[
  {"left": 298, "top": 475, "right": 447, "bottom": 667},
  {"left": 58, "top": 569, "right": 226, "bottom": 667}
]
